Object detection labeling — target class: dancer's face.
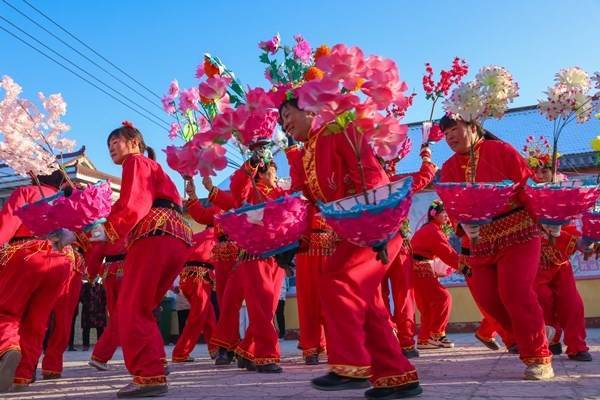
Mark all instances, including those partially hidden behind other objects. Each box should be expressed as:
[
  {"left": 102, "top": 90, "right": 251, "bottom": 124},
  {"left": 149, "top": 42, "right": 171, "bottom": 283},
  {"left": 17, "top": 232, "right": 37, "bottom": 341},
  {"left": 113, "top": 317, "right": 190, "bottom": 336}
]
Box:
[
  {"left": 258, "top": 165, "right": 278, "bottom": 188},
  {"left": 108, "top": 135, "right": 140, "bottom": 165},
  {"left": 433, "top": 210, "right": 449, "bottom": 225},
  {"left": 444, "top": 121, "right": 478, "bottom": 155},
  {"left": 280, "top": 103, "right": 312, "bottom": 142},
  {"left": 534, "top": 167, "right": 553, "bottom": 183}
]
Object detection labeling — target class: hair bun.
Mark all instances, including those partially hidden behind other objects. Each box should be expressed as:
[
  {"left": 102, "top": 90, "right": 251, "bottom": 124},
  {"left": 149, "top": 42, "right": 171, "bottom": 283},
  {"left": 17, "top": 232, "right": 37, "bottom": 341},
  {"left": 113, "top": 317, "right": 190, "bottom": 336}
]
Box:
[{"left": 122, "top": 120, "right": 134, "bottom": 129}]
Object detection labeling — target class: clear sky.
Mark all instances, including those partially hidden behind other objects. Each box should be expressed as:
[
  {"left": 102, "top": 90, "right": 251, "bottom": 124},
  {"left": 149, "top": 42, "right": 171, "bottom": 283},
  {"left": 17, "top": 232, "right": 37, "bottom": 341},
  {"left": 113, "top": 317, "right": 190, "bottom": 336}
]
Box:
[{"left": 1, "top": 0, "right": 599, "bottom": 195}]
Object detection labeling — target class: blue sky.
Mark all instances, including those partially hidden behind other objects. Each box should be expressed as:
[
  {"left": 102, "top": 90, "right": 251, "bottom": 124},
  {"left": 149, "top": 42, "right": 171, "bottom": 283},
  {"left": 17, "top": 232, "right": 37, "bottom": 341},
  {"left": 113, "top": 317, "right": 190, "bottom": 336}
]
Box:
[{"left": 1, "top": 0, "right": 599, "bottom": 195}]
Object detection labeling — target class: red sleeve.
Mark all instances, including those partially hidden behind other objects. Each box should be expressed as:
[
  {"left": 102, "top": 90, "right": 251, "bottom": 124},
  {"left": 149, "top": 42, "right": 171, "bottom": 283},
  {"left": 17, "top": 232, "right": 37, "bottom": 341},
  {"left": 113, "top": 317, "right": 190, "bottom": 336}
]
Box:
[
  {"left": 0, "top": 187, "right": 30, "bottom": 244},
  {"left": 430, "top": 228, "right": 460, "bottom": 270},
  {"left": 229, "top": 161, "right": 257, "bottom": 206},
  {"left": 339, "top": 131, "right": 388, "bottom": 191},
  {"left": 500, "top": 142, "right": 532, "bottom": 187},
  {"left": 208, "top": 188, "right": 236, "bottom": 211},
  {"left": 285, "top": 145, "right": 305, "bottom": 193},
  {"left": 84, "top": 242, "right": 106, "bottom": 278},
  {"left": 106, "top": 155, "right": 154, "bottom": 240},
  {"left": 410, "top": 161, "right": 437, "bottom": 193},
  {"left": 186, "top": 198, "right": 218, "bottom": 225},
  {"left": 543, "top": 224, "right": 581, "bottom": 259}
]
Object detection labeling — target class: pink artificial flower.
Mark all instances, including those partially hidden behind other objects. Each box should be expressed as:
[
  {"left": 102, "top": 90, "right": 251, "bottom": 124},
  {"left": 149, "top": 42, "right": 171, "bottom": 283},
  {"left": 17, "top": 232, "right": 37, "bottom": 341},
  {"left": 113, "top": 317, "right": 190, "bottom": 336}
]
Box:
[
  {"left": 178, "top": 87, "right": 200, "bottom": 113},
  {"left": 264, "top": 68, "right": 273, "bottom": 83},
  {"left": 258, "top": 33, "right": 281, "bottom": 54},
  {"left": 196, "top": 115, "right": 211, "bottom": 134},
  {"left": 168, "top": 122, "right": 180, "bottom": 140},
  {"left": 297, "top": 78, "right": 360, "bottom": 129},
  {"left": 315, "top": 44, "right": 366, "bottom": 91},
  {"left": 293, "top": 34, "right": 312, "bottom": 63},
  {"left": 196, "top": 143, "right": 228, "bottom": 177},
  {"left": 428, "top": 123, "right": 444, "bottom": 142},
  {"left": 396, "top": 136, "right": 412, "bottom": 160},
  {"left": 362, "top": 55, "right": 409, "bottom": 109},
  {"left": 367, "top": 116, "right": 408, "bottom": 160},
  {"left": 267, "top": 84, "right": 293, "bottom": 108},
  {"left": 210, "top": 107, "right": 248, "bottom": 143},
  {"left": 198, "top": 75, "right": 232, "bottom": 102},
  {"left": 195, "top": 62, "right": 205, "bottom": 79},
  {"left": 245, "top": 87, "right": 276, "bottom": 112},
  {"left": 239, "top": 109, "right": 279, "bottom": 146},
  {"left": 168, "top": 80, "right": 180, "bottom": 97},
  {"left": 164, "top": 143, "right": 198, "bottom": 178},
  {"left": 161, "top": 95, "right": 176, "bottom": 114}
]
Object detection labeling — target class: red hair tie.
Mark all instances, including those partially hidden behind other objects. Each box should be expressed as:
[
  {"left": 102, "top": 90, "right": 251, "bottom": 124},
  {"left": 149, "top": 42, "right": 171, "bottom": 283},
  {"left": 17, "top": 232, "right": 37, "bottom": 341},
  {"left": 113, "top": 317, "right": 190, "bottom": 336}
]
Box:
[{"left": 122, "top": 120, "right": 134, "bottom": 129}]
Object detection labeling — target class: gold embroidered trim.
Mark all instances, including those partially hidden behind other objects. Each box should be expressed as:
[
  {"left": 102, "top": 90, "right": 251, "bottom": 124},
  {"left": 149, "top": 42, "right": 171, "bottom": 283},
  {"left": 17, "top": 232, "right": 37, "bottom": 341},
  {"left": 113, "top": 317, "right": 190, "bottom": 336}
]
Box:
[
  {"left": 132, "top": 375, "right": 167, "bottom": 385},
  {"left": 522, "top": 355, "right": 552, "bottom": 365},
  {"left": 372, "top": 370, "right": 419, "bottom": 388},
  {"left": 129, "top": 208, "right": 193, "bottom": 247},
  {"left": 330, "top": 364, "right": 372, "bottom": 379},
  {"left": 302, "top": 129, "right": 327, "bottom": 203},
  {"left": 254, "top": 357, "right": 281, "bottom": 365},
  {"left": 212, "top": 240, "right": 239, "bottom": 261}
]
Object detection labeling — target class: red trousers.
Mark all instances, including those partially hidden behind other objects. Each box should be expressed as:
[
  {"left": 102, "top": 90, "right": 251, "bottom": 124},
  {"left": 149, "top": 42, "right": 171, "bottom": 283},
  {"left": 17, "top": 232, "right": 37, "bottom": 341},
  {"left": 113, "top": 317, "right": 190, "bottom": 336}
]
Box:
[
  {"left": 535, "top": 264, "right": 588, "bottom": 355},
  {"left": 413, "top": 273, "right": 451, "bottom": 342},
  {"left": 172, "top": 276, "right": 217, "bottom": 361},
  {"left": 467, "top": 238, "right": 552, "bottom": 365},
  {"left": 117, "top": 236, "right": 189, "bottom": 385},
  {"left": 381, "top": 245, "right": 416, "bottom": 349},
  {"left": 320, "top": 235, "right": 418, "bottom": 388},
  {"left": 91, "top": 263, "right": 123, "bottom": 364},
  {"left": 214, "top": 260, "right": 235, "bottom": 309},
  {"left": 235, "top": 259, "right": 284, "bottom": 365},
  {"left": 0, "top": 242, "right": 71, "bottom": 384},
  {"left": 295, "top": 253, "right": 326, "bottom": 357},
  {"left": 41, "top": 269, "right": 82, "bottom": 375},
  {"left": 211, "top": 264, "right": 245, "bottom": 351}
]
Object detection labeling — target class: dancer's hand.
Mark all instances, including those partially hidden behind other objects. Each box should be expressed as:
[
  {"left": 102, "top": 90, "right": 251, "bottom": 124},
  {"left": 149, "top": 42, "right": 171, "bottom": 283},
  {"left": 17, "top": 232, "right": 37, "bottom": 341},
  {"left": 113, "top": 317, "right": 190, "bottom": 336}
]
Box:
[
  {"left": 185, "top": 178, "right": 198, "bottom": 201},
  {"left": 49, "top": 228, "right": 77, "bottom": 251},
  {"left": 541, "top": 224, "right": 561, "bottom": 238},
  {"left": 201, "top": 176, "right": 214, "bottom": 193}
]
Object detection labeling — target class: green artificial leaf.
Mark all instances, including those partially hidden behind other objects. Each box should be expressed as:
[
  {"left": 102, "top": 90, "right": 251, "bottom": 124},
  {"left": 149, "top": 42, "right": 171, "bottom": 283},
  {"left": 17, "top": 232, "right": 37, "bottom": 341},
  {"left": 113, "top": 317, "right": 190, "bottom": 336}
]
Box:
[
  {"left": 182, "top": 122, "right": 198, "bottom": 141},
  {"left": 259, "top": 53, "right": 270, "bottom": 64}
]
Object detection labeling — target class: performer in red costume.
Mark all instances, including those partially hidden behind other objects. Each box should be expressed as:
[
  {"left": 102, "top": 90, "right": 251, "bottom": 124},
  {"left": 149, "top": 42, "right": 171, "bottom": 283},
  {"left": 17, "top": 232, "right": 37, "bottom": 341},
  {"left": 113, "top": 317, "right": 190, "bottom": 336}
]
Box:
[
  {"left": 93, "top": 122, "right": 193, "bottom": 398},
  {"left": 280, "top": 98, "right": 422, "bottom": 399},
  {"left": 380, "top": 147, "right": 437, "bottom": 358},
  {"left": 40, "top": 240, "right": 86, "bottom": 379},
  {"left": 0, "top": 171, "right": 72, "bottom": 392},
  {"left": 184, "top": 177, "right": 244, "bottom": 366},
  {"left": 227, "top": 158, "right": 287, "bottom": 373},
  {"left": 410, "top": 200, "right": 459, "bottom": 349},
  {"left": 439, "top": 115, "right": 553, "bottom": 380},
  {"left": 87, "top": 239, "right": 127, "bottom": 371},
  {"left": 171, "top": 222, "right": 219, "bottom": 362},
  {"left": 531, "top": 166, "right": 592, "bottom": 362}
]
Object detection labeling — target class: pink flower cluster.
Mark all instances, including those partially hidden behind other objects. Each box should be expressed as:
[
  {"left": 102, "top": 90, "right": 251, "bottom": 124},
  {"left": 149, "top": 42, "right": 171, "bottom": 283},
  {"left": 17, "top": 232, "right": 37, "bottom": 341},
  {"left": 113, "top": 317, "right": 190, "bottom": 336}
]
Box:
[
  {"left": 164, "top": 140, "right": 228, "bottom": 178},
  {"left": 0, "top": 75, "right": 75, "bottom": 176},
  {"left": 258, "top": 33, "right": 281, "bottom": 54},
  {"left": 422, "top": 57, "right": 469, "bottom": 97},
  {"left": 294, "top": 44, "right": 413, "bottom": 160}
]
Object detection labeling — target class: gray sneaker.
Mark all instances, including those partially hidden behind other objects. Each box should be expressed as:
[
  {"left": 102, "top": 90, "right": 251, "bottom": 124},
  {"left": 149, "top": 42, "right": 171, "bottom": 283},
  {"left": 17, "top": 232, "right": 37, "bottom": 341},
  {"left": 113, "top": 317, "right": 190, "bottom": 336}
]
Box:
[
  {"left": 524, "top": 364, "right": 554, "bottom": 380},
  {"left": 0, "top": 350, "right": 21, "bottom": 393}
]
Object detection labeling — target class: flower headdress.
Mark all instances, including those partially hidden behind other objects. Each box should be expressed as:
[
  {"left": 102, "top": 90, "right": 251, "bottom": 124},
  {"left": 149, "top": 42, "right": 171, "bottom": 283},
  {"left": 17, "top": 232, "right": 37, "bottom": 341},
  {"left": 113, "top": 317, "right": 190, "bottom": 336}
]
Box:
[{"left": 523, "top": 135, "right": 554, "bottom": 169}]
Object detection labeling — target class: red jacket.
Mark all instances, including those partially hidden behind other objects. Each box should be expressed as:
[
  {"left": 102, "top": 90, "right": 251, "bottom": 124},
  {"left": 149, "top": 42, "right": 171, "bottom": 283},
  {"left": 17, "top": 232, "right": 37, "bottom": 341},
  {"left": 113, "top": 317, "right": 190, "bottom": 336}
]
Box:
[
  {"left": 411, "top": 222, "right": 459, "bottom": 270},
  {"left": 540, "top": 225, "right": 580, "bottom": 268},
  {"left": 230, "top": 161, "right": 288, "bottom": 205}
]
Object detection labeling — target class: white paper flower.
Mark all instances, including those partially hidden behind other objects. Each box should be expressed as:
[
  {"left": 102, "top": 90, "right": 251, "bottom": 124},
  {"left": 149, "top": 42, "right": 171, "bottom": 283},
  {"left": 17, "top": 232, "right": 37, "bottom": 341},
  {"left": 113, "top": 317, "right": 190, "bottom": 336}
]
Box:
[{"left": 556, "top": 67, "right": 591, "bottom": 92}]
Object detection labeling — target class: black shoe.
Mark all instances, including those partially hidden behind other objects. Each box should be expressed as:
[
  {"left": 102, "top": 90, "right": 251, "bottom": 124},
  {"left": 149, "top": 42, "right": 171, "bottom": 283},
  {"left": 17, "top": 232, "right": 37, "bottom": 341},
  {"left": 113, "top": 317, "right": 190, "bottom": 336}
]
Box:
[
  {"left": 215, "top": 348, "right": 234, "bottom": 366},
  {"left": 42, "top": 372, "right": 61, "bottom": 380},
  {"left": 475, "top": 333, "right": 500, "bottom": 351},
  {"left": 0, "top": 350, "right": 21, "bottom": 393},
  {"left": 568, "top": 351, "right": 592, "bottom": 362},
  {"left": 67, "top": 346, "right": 77, "bottom": 351},
  {"left": 245, "top": 361, "right": 256, "bottom": 371},
  {"left": 237, "top": 356, "right": 248, "bottom": 369},
  {"left": 116, "top": 382, "right": 168, "bottom": 398},
  {"left": 507, "top": 345, "right": 519, "bottom": 354},
  {"left": 305, "top": 354, "right": 319, "bottom": 365},
  {"left": 311, "top": 372, "right": 370, "bottom": 391},
  {"left": 364, "top": 383, "right": 423, "bottom": 399},
  {"left": 164, "top": 365, "right": 170, "bottom": 376},
  {"left": 549, "top": 342, "right": 563, "bottom": 355},
  {"left": 402, "top": 348, "right": 420, "bottom": 359},
  {"left": 256, "top": 363, "right": 282, "bottom": 373}
]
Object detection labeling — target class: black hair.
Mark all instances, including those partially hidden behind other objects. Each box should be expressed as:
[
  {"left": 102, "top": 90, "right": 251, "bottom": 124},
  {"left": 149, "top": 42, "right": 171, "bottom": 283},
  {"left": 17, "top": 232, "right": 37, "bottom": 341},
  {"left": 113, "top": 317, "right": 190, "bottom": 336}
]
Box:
[
  {"left": 277, "top": 98, "right": 300, "bottom": 128},
  {"left": 427, "top": 200, "right": 445, "bottom": 222},
  {"left": 438, "top": 115, "right": 500, "bottom": 141},
  {"left": 106, "top": 124, "right": 156, "bottom": 160},
  {"left": 34, "top": 169, "right": 65, "bottom": 189}
]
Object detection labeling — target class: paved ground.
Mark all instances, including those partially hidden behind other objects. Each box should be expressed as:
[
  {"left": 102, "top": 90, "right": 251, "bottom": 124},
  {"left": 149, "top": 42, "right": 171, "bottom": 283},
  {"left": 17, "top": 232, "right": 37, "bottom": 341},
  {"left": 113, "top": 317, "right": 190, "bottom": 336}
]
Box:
[{"left": 4, "top": 330, "right": 600, "bottom": 400}]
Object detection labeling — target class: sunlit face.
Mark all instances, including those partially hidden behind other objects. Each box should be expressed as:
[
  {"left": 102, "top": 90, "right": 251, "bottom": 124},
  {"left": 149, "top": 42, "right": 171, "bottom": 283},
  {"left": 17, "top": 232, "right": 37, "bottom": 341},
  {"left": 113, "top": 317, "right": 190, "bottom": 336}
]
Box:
[
  {"left": 108, "top": 135, "right": 140, "bottom": 165},
  {"left": 443, "top": 121, "right": 479, "bottom": 154},
  {"left": 258, "top": 165, "right": 278, "bottom": 188},
  {"left": 534, "top": 167, "right": 553, "bottom": 183},
  {"left": 279, "top": 103, "right": 313, "bottom": 142},
  {"left": 433, "top": 210, "right": 449, "bottom": 225}
]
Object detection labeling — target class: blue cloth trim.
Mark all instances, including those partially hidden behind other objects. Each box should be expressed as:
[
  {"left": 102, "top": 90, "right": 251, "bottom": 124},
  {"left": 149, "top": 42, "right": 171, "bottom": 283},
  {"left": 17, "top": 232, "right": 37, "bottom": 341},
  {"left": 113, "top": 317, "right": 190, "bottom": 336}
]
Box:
[{"left": 317, "top": 177, "right": 413, "bottom": 220}]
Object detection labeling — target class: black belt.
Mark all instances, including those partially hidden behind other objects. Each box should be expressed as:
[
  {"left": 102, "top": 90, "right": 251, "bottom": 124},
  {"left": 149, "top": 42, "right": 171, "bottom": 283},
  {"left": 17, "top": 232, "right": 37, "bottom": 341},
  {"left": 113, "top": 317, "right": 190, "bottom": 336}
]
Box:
[
  {"left": 413, "top": 254, "right": 432, "bottom": 262},
  {"left": 104, "top": 254, "right": 126, "bottom": 263},
  {"left": 492, "top": 206, "right": 524, "bottom": 222},
  {"left": 9, "top": 236, "right": 35, "bottom": 244},
  {"left": 185, "top": 261, "right": 214, "bottom": 270},
  {"left": 152, "top": 198, "right": 182, "bottom": 214},
  {"left": 461, "top": 247, "right": 471, "bottom": 256},
  {"left": 218, "top": 234, "right": 229, "bottom": 242}
]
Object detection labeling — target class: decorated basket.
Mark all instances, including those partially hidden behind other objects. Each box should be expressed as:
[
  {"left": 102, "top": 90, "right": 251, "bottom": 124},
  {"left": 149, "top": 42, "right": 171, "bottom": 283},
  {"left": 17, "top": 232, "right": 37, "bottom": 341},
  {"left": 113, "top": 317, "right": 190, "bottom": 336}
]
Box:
[
  {"left": 523, "top": 179, "right": 600, "bottom": 225},
  {"left": 16, "top": 181, "right": 113, "bottom": 237},
  {"left": 216, "top": 193, "right": 310, "bottom": 258},
  {"left": 582, "top": 209, "right": 600, "bottom": 242},
  {"left": 317, "top": 177, "right": 413, "bottom": 250},
  {"left": 434, "top": 181, "right": 517, "bottom": 225}
]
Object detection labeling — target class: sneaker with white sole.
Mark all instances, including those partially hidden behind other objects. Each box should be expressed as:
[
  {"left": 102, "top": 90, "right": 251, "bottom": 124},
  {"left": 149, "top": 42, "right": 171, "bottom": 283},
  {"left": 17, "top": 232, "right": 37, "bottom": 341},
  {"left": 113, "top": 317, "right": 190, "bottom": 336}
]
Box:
[
  {"left": 430, "top": 336, "right": 455, "bottom": 348},
  {"left": 524, "top": 363, "right": 554, "bottom": 380},
  {"left": 88, "top": 359, "right": 109, "bottom": 371},
  {"left": 416, "top": 341, "right": 439, "bottom": 350}
]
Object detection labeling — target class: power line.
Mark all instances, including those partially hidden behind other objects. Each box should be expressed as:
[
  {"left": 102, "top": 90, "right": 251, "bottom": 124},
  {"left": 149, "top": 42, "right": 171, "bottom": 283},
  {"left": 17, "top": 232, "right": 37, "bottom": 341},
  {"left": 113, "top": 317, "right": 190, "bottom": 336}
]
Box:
[
  {"left": 2, "top": 0, "right": 164, "bottom": 111},
  {"left": 0, "top": 24, "right": 169, "bottom": 130},
  {"left": 0, "top": 15, "right": 171, "bottom": 130},
  {"left": 17, "top": 0, "right": 162, "bottom": 100}
]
